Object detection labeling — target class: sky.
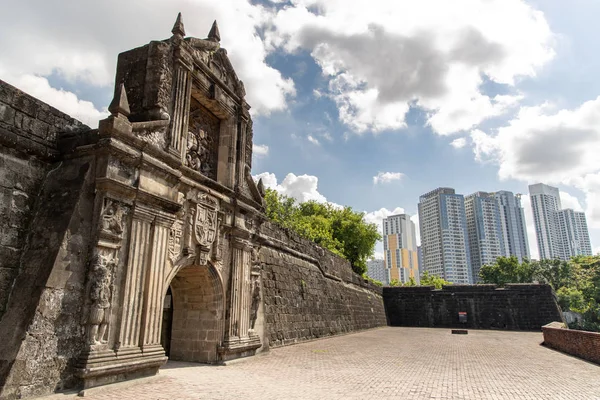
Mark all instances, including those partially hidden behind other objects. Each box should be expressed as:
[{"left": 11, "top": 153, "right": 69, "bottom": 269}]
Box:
[{"left": 2, "top": 0, "right": 600, "bottom": 259}]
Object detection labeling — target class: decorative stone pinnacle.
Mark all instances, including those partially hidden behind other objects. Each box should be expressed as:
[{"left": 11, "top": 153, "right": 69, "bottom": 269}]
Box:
[
  {"left": 172, "top": 12, "right": 186, "bottom": 37},
  {"left": 208, "top": 20, "right": 220, "bottom": 42},
  {"left": 108, "top": 83, "right": 130, "bottom": 117},
  {"left": 257, "top": 178, "right": 265, "bottom": 197}
]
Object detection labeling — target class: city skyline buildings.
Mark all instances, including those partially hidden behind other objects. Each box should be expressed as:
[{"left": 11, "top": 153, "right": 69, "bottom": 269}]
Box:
[{"left": 367, "top": 184, "right": 593, "bottom": 286}]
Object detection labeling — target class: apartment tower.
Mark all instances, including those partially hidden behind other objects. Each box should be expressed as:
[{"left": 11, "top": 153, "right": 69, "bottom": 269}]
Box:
[
  {"left": 382, "top": 214, "right": 420, "bottom": 284},
  {"left": 465, "top": 192, "right": 505, "bottom": 283},
  {"left": 494, "top": 191, "right": 530, "bottom": 263},
  {"left": 418, "top": 188, "right": 472, "bottom": 284}
]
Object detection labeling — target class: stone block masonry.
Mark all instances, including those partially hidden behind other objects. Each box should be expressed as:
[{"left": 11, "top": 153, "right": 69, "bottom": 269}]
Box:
[
  {"left": 383, "top": 284, "right": 563, "bottom": 331},
  {"left": 258, "top": 222, "right": 387, "bottom": 347},
  {"left": 542, "top": 322, "right": 600, "bottom": 365}
]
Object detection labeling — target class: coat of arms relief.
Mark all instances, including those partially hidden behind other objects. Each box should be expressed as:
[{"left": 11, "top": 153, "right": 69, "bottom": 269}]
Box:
[{"left": 168, "top": 192, "right": 221, "bottom": 268}]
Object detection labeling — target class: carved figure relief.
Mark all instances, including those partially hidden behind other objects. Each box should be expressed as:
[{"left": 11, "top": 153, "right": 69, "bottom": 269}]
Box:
[
  {"left": 101, "top": 200, "right": 125, "bottom": 236},
  {"left": 87, "top": 254, "right": 115, "bottom": 346},
  {"left": 185, "top": 98, "right": 219, "bottom": 180},
  {"left": 249, "top": 280, "right": 261, "bottom": 331},
  {"left": 249, "top": 246, "right": 261, "bottom": 331}
]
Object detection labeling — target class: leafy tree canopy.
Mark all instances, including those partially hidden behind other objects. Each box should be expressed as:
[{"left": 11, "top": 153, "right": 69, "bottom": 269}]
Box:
[
  {"left": 263, "top": 188, "right": 381, "bottom": 275},
  {"left": 480, "top": 255, "right": 600, "bottom": 332}
]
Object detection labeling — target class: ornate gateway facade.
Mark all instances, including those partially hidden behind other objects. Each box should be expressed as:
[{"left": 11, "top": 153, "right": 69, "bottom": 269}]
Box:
[{"left": 76, "top": 14, "right": 268, "bottom": 388}]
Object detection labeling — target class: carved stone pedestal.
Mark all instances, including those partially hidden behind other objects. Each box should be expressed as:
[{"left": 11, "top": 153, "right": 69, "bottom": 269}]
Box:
[
  {"left": 218, "top": 334, "right": 262, "bottom": 361},
  {"left": 76, "top": 347, "right": 167, "bottom": 389}
]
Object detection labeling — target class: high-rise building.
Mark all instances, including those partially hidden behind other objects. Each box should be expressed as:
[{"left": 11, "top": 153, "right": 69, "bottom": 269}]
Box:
[
  {"left": 383, "top": 214, "right": 420, "bottom": 284},
  {"left": 529, "top": 183, "right": 562, "bottom": 260},
  {"left": 465, "top": 192, "right": 505, "bottom": 283},
  {"left": 557, "top": 209, "right": 592, "bottom": 258},
  {"left": 418, "top": 188, "right": 472, "bottom": 284},
  {"left": 529, "top": 183, "right": 593, "bottom": 260},
  {"left": 494, "top": 191, "right": 530, "bottom": 262},
  {"left": 366, "top": 259, "right": 388, "bottom": 285}
]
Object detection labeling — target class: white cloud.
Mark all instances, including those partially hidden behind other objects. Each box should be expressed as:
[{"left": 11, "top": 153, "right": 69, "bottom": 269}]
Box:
[
  {"left": 0, "top": 0, "right": 294, "bottom": 122},
  {"left": 307, "top": 135, "right": 320, "bottom": 145},
  {"left": 373, "top": 172, "right": 405, "bottom": 184},
  {"left": 364, "top": 207, "right": 406, "bottom": 234},
  {"left": 450, "top": 137, "right": 467, "bottom": 149},
  {"left": 560, "top": 191, "right": 583, "bottom": 212},
  {"left": 253, "top": 144, "right": 269, "bottom": 157},
  {"left": 253, "top": 172, "right": 328, "bottom": 203},
  {"left": 471, "top": 97, "right": 600, "bottom": 227},
  {"left": 7, "top": 74, "right": 109, "bottom": 127},
  {"left": 266, "top": 0, "right": 554, "bottom": 135}
]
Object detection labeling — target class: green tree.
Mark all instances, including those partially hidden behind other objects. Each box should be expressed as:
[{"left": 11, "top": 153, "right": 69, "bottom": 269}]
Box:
[
  {"left": 263, "top": 189, "right": 381, "bottom": 275},
  {"left": 419, "top": 271, "right": 451, "bottom": 289},
  {"left": 532, "top": 258, "right": 574, "bottom": 290},
  {"left": 479, "top": 256, "right": 536, "bottom": 286}
]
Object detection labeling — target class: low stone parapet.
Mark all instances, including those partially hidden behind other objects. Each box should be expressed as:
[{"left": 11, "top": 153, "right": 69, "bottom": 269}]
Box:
[{"left": 542, "top": 322, "right": 600, "bottom": 365}]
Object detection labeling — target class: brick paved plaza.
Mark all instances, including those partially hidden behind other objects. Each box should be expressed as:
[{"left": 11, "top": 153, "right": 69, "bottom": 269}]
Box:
[{"left": 40, "top": 327, "right": 600, "bottom": 400}]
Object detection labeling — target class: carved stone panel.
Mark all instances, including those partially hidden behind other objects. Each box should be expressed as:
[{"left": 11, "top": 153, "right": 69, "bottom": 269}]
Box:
[{"left": 185, "top": 98, "right": 219, "bottom": 180}]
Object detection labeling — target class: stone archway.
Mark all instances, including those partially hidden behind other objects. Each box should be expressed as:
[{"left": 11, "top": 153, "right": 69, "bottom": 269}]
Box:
[{"left": 162, "top": 264, "right": 224, "bottom": 363}]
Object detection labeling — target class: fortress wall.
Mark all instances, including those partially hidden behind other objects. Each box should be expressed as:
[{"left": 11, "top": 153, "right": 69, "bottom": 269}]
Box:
[
  {"left": 383, "top": 284, "right": 563, "bottom": 331},
  {"left": 259, "top": 221, "right": 387, "bottom": 348}
]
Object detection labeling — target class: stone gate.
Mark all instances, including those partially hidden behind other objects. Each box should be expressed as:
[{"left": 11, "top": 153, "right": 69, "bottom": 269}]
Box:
[{"left": 0, "top": 14, "right": 387, "bottom": 399}]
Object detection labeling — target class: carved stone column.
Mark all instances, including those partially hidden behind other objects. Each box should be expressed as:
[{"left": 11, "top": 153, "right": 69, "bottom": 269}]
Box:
[
  {"left": 169, "top": 49, "right": 193, "bottom": 159},
  {"left": 140, "top": 212, "right": 175, "bottom": 353},
  {"left": 219, "top": 229, "right": 261, "bottom": 360},
  {"left": 117, "top": 205, "right": 154, "bottom": 349}
]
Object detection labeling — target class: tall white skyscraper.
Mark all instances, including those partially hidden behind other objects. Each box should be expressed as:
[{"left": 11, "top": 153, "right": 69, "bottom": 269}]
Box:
[
  {"left": 382, "top": 214, "right": 420, "bottom": 284},
  {"left": 529, "top": 183, "right": 562, "bottom": 260},
  {"left": 557, "top": 209, "right": 592, "bottom": 258},
  {"left": 494, "top": 191, "right": 530, "bottom": 262},
  {"left": 418, "top": 188, "right": 472, "bottom": 284},
  {"left": 465, "top": 192, "right": 505, "bottom": 283},
  {"left": 529, "top": 183, "right": 593, "bottom": 260}
]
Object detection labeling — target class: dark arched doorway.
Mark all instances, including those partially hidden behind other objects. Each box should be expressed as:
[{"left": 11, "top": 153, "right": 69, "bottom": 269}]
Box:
[{"left": 160, "top": 264, "right": 224, "bottom": 363}]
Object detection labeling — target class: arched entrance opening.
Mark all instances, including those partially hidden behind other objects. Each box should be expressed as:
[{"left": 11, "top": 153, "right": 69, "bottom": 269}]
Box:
[{"left": 160, "top": 264, "right": 224, "bottom": 363}]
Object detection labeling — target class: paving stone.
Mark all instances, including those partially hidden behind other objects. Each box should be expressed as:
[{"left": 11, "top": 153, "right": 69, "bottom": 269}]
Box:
[{"left": 34, "top": 327, "right": 600, "bottom": 400}]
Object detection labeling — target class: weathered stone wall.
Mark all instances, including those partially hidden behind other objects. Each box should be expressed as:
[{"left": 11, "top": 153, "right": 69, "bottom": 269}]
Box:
[
  {"left": 383, "top": 284, "right": 563, "bottom": 331},
  {"left": 258, "top": 222, "right": 387, "bottom": 347},
  {"left": 542, "top": 322, "right": 600, "bottom": 365},
  {"left": 0, "top": 80, "right": 88, "bottom": 319},
  {"left": 0, "top": 80, "right": 94, "bottom": 399}
]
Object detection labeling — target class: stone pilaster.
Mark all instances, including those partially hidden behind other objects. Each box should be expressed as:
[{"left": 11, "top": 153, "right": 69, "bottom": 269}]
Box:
[
  {"left": 140, "top": 213, "right": 174, "bottom": 350},
  {"left": 118, "top": 206, "right": 154, "bottom": 349},
  {"left": 219, "top": 233, "right": 260, "bottom": 360},
  {"left": 169, "top": 51, "right": 192, "bottom": 159}
]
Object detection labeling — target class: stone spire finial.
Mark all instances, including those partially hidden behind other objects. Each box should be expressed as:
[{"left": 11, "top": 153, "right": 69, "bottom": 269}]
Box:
[
  {"left": 257, "top": 178, "right": 265, "bottom": 197},
  {"left": 208, "top": 20, "right": 220, "bottom": 42},
  {"left": 108, "top": 83, "right": 130, "bottom": 117},
  {"left": 172, "top": 12, "right": 186, "bottom": 37}
]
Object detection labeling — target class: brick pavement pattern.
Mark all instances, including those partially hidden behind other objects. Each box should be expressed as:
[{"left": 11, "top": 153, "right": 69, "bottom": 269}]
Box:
[{"left": 38, "top": 327, "right": 600, "bottom": 400}]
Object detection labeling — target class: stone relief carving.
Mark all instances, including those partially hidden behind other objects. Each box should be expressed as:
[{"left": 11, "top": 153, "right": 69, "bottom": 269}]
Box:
[
  {"left": 249, "top": 280, "right": 261, "bottom": 331},
  {"left": 87, "top": 253, "right": 116, "bottom": 346},
  {"left": 168, "top": 220, "right": 183, "bottom": 264},
  {"left": 249, "top": 246, "right": 262, "bottom": 332},
  {"left": 185, "top": 99, "right": 219, "bottom": 180},
  {"left": 101, "top": 200, "right": 125, "bottom": 236},
  {"left": 193, "top": 193, "right": 220, "bottom": 265}
]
